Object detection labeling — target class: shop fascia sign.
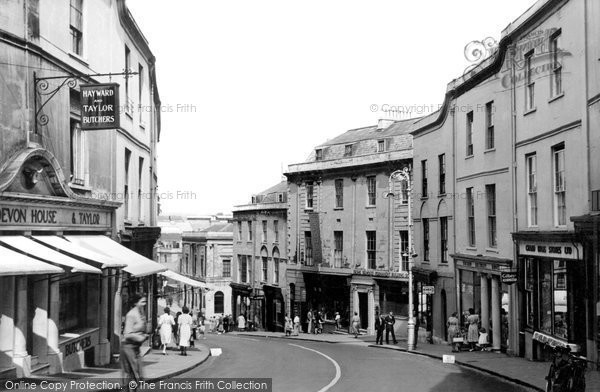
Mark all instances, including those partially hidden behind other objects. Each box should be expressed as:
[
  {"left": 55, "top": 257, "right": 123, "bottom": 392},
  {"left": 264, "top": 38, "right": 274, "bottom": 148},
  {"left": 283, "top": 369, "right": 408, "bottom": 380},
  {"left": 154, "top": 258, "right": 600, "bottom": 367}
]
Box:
[
  {"left": 519, "top": 242, "right": 582, "bottom": 260},
  {"left": 352, "top": 268, "right": 409, "bottom": 279},
  {"left": 80, "top": 83, "right": 120, "bottom": 130},
  {"left": 0, "top": 202, "right": 111, "bottom": 229}
]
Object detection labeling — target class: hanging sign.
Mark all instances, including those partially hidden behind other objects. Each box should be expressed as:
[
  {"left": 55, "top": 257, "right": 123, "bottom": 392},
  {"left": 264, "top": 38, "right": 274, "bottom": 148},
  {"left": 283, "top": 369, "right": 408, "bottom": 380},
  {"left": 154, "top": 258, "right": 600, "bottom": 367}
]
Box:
[
  {"left": 422, "top": 286, "right": 435, "bottom": 295},
  {"left": 501, "top": 271, "right": 518, "bottom": 284},
  {"left": 80, "top": 83, "right": 120, "bottom": 130}
]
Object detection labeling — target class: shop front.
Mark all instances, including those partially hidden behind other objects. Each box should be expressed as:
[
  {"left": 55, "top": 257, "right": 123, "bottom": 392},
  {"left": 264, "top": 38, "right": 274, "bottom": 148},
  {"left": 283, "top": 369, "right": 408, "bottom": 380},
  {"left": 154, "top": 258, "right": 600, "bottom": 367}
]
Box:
[
  {"left": 303, "top": 272, "right": 351, "bottom": 330},
  {"left": 453, "top": 253, "right": 512, "bottom": 352},
  {"left": 512, "top": 232, "right": 586, "bottom": 361}
]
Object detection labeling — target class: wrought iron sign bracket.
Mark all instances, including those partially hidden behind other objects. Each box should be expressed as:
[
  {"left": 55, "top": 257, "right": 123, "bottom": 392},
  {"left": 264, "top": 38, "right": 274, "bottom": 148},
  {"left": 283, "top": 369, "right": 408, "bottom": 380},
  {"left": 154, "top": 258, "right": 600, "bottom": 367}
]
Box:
[{"left": 33, "top": 70, "right": 138, "bottom": 134}]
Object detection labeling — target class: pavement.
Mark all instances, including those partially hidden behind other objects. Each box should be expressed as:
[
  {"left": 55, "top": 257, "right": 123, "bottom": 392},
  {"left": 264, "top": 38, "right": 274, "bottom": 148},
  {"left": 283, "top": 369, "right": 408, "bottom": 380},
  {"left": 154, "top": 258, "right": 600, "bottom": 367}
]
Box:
[{"left": 231, "top": 330, "right": 600, "bottom": 392}]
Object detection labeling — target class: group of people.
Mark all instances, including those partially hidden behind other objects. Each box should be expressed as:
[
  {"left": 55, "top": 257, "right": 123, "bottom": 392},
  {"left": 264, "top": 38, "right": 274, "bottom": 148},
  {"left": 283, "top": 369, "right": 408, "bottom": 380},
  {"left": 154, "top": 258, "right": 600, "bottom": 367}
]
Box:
[
  {"left": 374, "top": 311, "right": 399, "bottom": 345},
  {"left": 284, "top": 313, "right": 301, "bottom": 336},
  {"left": 157, "top": 306, "right": 199, "bottom": 356},
  {"left": 447, "top": 308, "right": 509, "bottom": 352},
  {"left": 306, "top": 309, "right": 326, "bottom": 334}
]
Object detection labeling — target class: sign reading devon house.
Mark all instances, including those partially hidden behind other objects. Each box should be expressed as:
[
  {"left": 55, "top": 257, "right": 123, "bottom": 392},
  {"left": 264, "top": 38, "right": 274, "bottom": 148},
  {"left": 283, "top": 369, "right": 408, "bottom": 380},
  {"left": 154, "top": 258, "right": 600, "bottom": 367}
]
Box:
[
  {"left": 80, "top": 83, "right": 120, "bottom": 130},
  {"left": 0, "top": 204, "right": 111, "bottom": 229}
]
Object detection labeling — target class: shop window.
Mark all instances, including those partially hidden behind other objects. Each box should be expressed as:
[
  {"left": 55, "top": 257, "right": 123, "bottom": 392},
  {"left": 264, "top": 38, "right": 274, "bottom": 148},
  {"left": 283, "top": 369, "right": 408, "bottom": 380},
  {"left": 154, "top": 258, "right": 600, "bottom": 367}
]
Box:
[
  {"left": 214, "top": 291, "right": 224, "bottom": 314},
  {"left": 525, "top": 258, "right": 535, "bottom": 328},
  {"left": 59, "top": 277, "right": 87, "bottom": 333}
]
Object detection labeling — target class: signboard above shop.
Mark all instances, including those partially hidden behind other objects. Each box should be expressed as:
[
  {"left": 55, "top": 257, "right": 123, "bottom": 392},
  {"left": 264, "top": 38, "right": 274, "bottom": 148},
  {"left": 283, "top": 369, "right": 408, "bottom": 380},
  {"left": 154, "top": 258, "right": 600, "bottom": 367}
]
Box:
[
  {"left": 0, "top": 202, "right": 111, "bottom": 230},
  {"left": 519, "top": 242, "right": 582, "bottom": 260},
  {"left": 80, "top": 83, "right": 120, "bottom": 130}
]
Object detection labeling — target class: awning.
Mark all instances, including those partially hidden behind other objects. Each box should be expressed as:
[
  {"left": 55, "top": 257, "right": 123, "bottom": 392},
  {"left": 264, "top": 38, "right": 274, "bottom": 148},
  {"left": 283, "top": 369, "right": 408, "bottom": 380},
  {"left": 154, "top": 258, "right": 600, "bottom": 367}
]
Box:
[
  {"left": 0, "top": 244, "right": 64, "bottom": 276},
  {"left": 66, "top": 235, "right": 166, "bottom": 277},
  {"left": 0, "top": 236, "right": 101, "bottom": 274},
  {"left": 33, "top": 235, "right": 125, "bottom": 269},
  {"left": 159, "top": 270, "right": 210, "bottom": 289}
]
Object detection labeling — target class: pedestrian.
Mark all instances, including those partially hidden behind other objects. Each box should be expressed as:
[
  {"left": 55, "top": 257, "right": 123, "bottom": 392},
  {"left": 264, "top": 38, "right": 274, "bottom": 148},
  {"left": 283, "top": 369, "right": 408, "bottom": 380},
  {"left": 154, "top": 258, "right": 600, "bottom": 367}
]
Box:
[
  {"left": 223, "top": 314, "right": 230, "bottom": 333},
  {"left": 190, "top": 311, "right": 198, "bottom": 347},
  {"left": 173, "top": 311, "right": 182, "bottom": 343},
  {"left": 501, "top": 308, "right": 509, "bottom": 352},
  {"left": 121, "top": 294, "right": 148, "bottom": 390},
  {"left": 447, "top": 312, "right": 460, "bottom": 352},
  {"left": 284, "top": 313, "right": 293, "bottom": 336},
  {"left": 198, "top": 313, "right": 206, "bottom": 339},
  {"left": 477, "top": 327, "right": 490, "bottom": 351},
  {"left": 178, "top": 306, "right": 193, "bottom": 356},
  {"left": 385, "top": 311, "right": 398, "bottom": 344},
  {"left": 467, "top": 308, "right": 480, "bottom": 352},
  {"left": 237, "top": 313, "right": 246, "bottom": 331},
  {"left": 293, "top": 314, "right": 300, "bottom": 336},
  {"left": 351, "top": 312, "right": 360, "bottom": 338},
  {"left": 157, "top": 307, "right": 175, "bottom": 355},
  {"left": 375, "top": 313, "right": 385, "bottom": 345},
  {"left": 315, "top": 311, "right": 323, "bottom": 334},
  {"left": 334, "top": 312, "right": 341, "bottom": 331},
  {"left": 307, "top": 309, "right": 314, "bottom": 334}
]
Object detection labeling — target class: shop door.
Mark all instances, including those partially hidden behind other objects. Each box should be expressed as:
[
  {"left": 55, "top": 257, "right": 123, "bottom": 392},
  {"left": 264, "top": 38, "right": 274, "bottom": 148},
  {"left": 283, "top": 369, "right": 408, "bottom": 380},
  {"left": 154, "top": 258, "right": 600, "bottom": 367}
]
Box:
[{"left": 358, "top": 292, "right": 368, "bottom": 329}]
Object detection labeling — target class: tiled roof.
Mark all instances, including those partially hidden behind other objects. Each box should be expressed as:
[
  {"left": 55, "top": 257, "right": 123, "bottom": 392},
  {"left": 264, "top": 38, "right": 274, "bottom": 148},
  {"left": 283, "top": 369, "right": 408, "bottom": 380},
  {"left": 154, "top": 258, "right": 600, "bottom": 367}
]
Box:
[
  {"left": 316, "top": 119, "right": 419, "bottom": 147},
  {"left": 199, "top": 223, "right": 233, "bottom": 233}
]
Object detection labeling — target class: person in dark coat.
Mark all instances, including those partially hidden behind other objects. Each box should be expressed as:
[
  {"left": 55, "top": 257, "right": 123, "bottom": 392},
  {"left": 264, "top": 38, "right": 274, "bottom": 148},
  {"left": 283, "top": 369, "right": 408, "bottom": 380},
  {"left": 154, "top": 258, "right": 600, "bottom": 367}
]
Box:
[
  {"left": 385, "top": 311, "right": 398, "bottom": 344},
  {"left": 375, "top": 313, "right": 385, "bottom": 345}
]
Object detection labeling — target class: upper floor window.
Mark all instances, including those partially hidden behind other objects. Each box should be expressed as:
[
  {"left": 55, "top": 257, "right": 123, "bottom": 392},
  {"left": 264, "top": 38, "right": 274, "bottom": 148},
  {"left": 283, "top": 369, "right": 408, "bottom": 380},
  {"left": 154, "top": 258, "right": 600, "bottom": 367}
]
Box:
[
  {"left": 334, "top": 179, "right": 344, "bottom": 208},
  {"left": 467, "top": 187, "right": 476, "bottom": 246},
  {"left": 274, "top": 220, "right": 279, "bottom": 242},
  {"left": 125, "top": 45, "right": 132, "bottom": 113},
  {"left": 315, "top": 149, "right": 323, "bottom": 161},
  {"left": 273, "top": 258, "right": 279, "bottom": 284},
  {"left": 367, "top": 176, "right": 376, "bottom": 206},
  {"left": 422, "top": 219, "right": 430, "bottom": 261},
  {"left": 466, "top": 111, "right": 474, "bottom": 156},
  {"left": 277, "top": 193, "right": 284, "bottom": 203},
  {"left": 222, "top": 259, "right": 231, "bottom": 278},
  {"left": 399, "top": 230, "right": 409, "bottom": 271},
  {"left": 486, "top": 184, "right": 497, "bottom": 248},
  {"left": 486, "top": 101, "right": 494, "bottom": 150},
  {"left": 344, "top": 144, "right": 353, "bottom": 157},
  {"left": 124, "top": 148, "right": 131, "bottom": 219},
  {"left": 550, "top": 30, "right": 563, "bottom": 98},
  {"left": 138, "top": 157, "right": 144, "bottom": 221},
  {"left": 377, "top": 140, "right": 385, "bottom": 152},
  {"left": 247, "top": 221, "right": 253, "bottom": 241},
  {"left": 366, "top": 231, "right": 376, "bottom": 269},
  {"left": 70, "top": 119, "right": 87, "bottom": 186},
  {"left": 306, "top": 182, "right": 314, "bottom": 209},
  {"left": 237, "top": 221, "right": 243, "bottom": 241},
  {"left": 239, "top": 255, "right": 248, "bottom": 283},
  {"left": 262, "top": 220, "right": 268, "bottom": 243},
  {"left": 70, "top": 0, "right": 83, "bottom": 55},
  {"left": 440, "top": 217, "right": 448, "bottom": 263},
  {"left": 525, "top": 50, "right": 535, "bottom": 111},
  {"left": 138, "top": 64, "right": 145, "bottom": 124},
  {"left": 553, "top": 144, "right": 566, "bottom": 226},
  {"left": 421, "top": 160, "right": 428, "bottom": 197},
  {"left": 334, "top": 231, "right": 343, "bottom": 268},
  {"left": 401, "top": 180, "right": 409, "bottom": 205},
  {"left": 262, "top": 257, "right": 268, "bottom": 282},
  {"left": 438, "top": 154, "right": 446, "bottom": 195},
  {"left": 304, "top": 231, "right": 313, "bottom": 266},
  {"left": 526, "top": 154, "right": 538, "bottom": 226}
]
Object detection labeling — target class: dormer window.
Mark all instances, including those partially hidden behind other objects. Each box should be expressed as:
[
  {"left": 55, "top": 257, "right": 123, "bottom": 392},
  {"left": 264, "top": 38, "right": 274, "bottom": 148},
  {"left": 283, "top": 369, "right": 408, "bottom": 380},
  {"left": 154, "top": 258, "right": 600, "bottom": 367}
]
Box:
[
  {"left": 315, "top": 149, "right": 323, "bottom": 161},
  {"left": 377, "top": 140, "right": 385, "bottom": 152},
  {"left": 344, "top": 145, "right": 353, "bottom": 157},
  {"left": 278, "top": 193, "right": 284, "bottom": 203}
]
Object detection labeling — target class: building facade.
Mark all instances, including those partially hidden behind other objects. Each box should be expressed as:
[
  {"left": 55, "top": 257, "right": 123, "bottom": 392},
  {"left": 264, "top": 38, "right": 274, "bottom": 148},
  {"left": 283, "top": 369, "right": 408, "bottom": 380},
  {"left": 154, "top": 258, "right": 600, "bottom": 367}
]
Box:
[
  {"left": 0, "top": 0, "right": 163, "bottom": 377},
  {"left": 285, "top": 120, "right": 416, "bottom": 335},
  {"left": 232, "top": 182, "right": 288, "bottom": 332}
]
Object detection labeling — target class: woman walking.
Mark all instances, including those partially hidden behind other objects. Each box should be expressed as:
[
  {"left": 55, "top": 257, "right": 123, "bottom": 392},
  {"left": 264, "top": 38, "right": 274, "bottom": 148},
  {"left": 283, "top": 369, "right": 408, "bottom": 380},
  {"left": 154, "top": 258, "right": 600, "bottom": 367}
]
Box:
[
  {"left": 467, "top": 308, "right": 480, "bottom": 352},
  {"left": 293, "top": 314, "right": 300, "bottom": 336},
  {"left": 447, "top": 312, "right": 460, "bottom": 352},
  {"left": 178, "top": 306, "right": 193, "bottom": 356},
  {"left": 351, "top": 312, "right": 361, "bottom": 338},
  {"left": 157, "top": 307, "right": 175, "bottom": 355},
  {"left": 121, "top": 294, "right": 148, "bottom": 389},
  {"left": 284, "top": 313, "right": 293, "bottom": 336}
]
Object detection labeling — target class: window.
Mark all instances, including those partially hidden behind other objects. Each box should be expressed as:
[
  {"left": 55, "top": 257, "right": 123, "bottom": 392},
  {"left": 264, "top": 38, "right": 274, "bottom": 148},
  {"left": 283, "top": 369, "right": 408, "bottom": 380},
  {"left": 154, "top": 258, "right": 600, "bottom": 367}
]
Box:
[
  {"left": 367, "top": 176, "right": 376, "bottom": 206},
  {"left": 550, "top": 31, "right": 562, "bottom": 97},
  {"left": 334, "top": 231, "right": 343, "bottom": 267},
  {"left": 466, "top": 111, "right": 474, "bottom": 156},
  {"left": 421, "top": 160, "right": 428, "bottom": 197},
  {"left": 527, "top": 154, "right": 538, "bottom": 226},
  {"left": 467, "top": 187, "right": 476, "bottom": 246},
  {"left": 193, "top": 251, "right": 198, "bottom": 277},
  {"left": 59, "top": 276, "right": 87, "bottom": 332},
  {"left": 239, "top": 255, "right": 248, "bottom": 283},
  {"left": 344, "top": 144, "right": 353, "bottom": 157},
  {"left": 262, "top": 220, "right": 267, "bottom": 243},
  {"left": 274, "top": 258, "right": 279, "bottom": 284},
  {"left": 214, "top": 292, "right": 224, "bottom": 314},
  {"left": 440, "top": 217, "right": 448, "bottom": 263},
  {"left": 315, "top": 149, "right": 323, "bottom": 161},
  {"left": 399, "top": 230, "right": 409, "bottom": 271},
  {"left": 525, "top": 50, "right": 535, "bottom": 110},
  {"left": 138, "top": 64, "right": 144, "bottom": 124},
  {"left": 486, "top": 101, "right": 494, "bottom": 150},
  {"left": 125, "top": 46, "right": 131, "bottom": 112},
  {"left": 237, "top": 221, "right": 242, "bottom": 241},
  {"left": 366, "top": 231, "right": 376, "bottom": 269},
  {"left": 438, "top": 154, "right": 446, "bottom": 195},
  {"left": 305, "top": 232, "right": 313, "bottom": 266},
  {"left": 222, "top": 260, "right": 231, "bottom": 278},
  {"left": 486, "top": 184, "right": 497, "bottom": 248},
  {"left": 377, "top": 140, "right": 385, "bottom": 152},
  {"left": 124, "top": 149, "right": 131, "bottom": 219},
  {"left": 70, "top": 120, "right": 86, "bottom": 184},
  {"left": 277, "top": 193, "right": 284, "bottom": 203},
  {"left": 335, "top": 179, "right": 344, "bottom": 208},
  {"left": 524, "top": 258, "right": 535, "bottom": 328},
  {"left": 422, "top": 219, "right": 429, "bottom": 261},
  {"left": 70, "top": 0, "right": 83, "bottom": 55},
  {"left": 138, "top": 157, "right": 144, "bottom": 221},
  {"left": 262, "top": 257, "right": 268, "bottom": 282},
  {"left": 306, "top": 182, "right": 314, "bottom": 209},
  {"left": 553, "top": 145, "right": 566, "bottom": 226},
  {"left": 274, "top": 220, "right": 279, "bottom": 242},
  {"left": 247, "top": 221, "right": 253, "bottom": 241},
  {"left": 401, "top": 180, "right": 409, "bottom": 205}
]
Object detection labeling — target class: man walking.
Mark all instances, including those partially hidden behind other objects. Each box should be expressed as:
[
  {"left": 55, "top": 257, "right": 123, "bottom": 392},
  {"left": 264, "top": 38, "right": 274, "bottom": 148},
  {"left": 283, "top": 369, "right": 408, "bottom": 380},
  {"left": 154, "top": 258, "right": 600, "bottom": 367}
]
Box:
[
  {"left": 385, "top": 311, "right": 398, "bottom": 344},
  {"left": 375, "top": 313, "right": 385, "bottom": 345}
]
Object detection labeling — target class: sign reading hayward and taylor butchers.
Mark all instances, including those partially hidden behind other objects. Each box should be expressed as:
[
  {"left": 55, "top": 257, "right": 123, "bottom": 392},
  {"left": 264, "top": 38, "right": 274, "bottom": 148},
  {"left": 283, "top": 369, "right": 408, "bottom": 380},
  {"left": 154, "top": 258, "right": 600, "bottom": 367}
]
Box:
[
  {"left": 0, "top": 204, "right": 111, "bottom": 229},
  {"left": 80, "top": 83, "right": 120, "bottom": 130}
]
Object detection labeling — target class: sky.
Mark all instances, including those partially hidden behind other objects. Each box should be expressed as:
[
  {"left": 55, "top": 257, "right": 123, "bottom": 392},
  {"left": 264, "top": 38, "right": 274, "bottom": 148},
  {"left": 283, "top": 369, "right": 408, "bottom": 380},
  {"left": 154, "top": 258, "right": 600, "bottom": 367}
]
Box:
[{"left": 126, "top": 0, "right": 538, "bottom": 216}]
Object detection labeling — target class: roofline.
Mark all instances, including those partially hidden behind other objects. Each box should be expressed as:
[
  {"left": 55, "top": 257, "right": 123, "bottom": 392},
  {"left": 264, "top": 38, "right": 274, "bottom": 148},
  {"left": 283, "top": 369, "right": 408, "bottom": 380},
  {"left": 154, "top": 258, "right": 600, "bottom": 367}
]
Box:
[{"left": 233, "top": 202, "right": 288, "bottom": 213}]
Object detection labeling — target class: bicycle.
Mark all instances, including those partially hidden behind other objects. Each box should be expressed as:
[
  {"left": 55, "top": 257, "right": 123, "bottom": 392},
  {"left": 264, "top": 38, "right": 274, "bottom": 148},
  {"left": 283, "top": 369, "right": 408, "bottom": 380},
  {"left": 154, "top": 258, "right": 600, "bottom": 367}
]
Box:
[{"left": 533, "top": 332, "right": 586, "bottom": 392}]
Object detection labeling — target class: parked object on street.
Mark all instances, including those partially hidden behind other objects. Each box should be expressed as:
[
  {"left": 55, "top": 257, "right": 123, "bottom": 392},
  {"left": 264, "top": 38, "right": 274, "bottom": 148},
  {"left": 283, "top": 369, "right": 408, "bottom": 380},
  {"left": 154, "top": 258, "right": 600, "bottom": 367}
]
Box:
[
  {"left": 121, "top": 295, "right": 148, "bottom": 389},
  {"left": 533, "top": 332, "right": 586, "bottom": 392},
  {"left": 157, "top": 307, "right": 175, "bottom": 355},
  {"left": 178, "top": 306, "right": 193, "bottom": 356}
]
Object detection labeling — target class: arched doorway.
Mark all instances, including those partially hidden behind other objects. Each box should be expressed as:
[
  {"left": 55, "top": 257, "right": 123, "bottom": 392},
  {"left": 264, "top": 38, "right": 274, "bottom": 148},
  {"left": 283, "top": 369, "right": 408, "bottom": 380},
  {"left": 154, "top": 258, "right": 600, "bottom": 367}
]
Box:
[{"left": 214, "top": 291, "right": 224, "bottom": 314}]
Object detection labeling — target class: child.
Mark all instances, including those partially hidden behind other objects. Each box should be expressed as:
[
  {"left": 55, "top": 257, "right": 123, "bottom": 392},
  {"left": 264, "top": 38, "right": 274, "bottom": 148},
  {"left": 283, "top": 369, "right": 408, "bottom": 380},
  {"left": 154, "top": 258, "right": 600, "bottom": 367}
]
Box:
[{"left": 477, "top": 327, "right": 489, "bottom": 351}]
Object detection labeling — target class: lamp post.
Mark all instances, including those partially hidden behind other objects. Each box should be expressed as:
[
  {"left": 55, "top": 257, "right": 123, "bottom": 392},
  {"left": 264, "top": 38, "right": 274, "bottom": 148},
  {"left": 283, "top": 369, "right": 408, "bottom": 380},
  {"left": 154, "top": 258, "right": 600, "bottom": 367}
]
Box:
[{"left": 387, "top": 167, "right": 416, "bottom": 351}]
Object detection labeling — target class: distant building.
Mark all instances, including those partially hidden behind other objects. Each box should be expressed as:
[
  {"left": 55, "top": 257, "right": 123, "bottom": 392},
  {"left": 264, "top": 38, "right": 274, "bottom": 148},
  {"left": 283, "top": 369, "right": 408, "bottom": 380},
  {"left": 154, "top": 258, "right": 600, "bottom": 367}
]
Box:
[
  {"left": 232, "top": 182, "right": 288, "bottom": 332},
  {"left": 285, "top": 120, "right": 416, "bottom": 335}
]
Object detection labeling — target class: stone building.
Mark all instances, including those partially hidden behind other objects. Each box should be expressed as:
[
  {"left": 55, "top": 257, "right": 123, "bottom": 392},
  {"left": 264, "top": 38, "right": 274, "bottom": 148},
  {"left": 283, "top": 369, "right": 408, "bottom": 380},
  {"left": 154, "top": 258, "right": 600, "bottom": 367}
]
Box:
[
  {"left": 232, "top": 182, "right": 288, "bottom": 332},
  {"left": 0, "top": 0, "right": 163, "bottom": 377},
  {"left": 285, "top": 120, "right": 416, "bottom": 335}
]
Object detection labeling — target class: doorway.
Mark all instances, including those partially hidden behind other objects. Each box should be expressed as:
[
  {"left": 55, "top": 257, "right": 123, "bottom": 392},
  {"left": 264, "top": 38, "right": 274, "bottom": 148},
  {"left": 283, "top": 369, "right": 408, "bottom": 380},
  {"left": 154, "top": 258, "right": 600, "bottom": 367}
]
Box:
[
  {"left": 441, "top": 289, "right": 447, "bottom": 341},
  {"left": 358, "top": 292, "right": 368, "bottom": 329}
]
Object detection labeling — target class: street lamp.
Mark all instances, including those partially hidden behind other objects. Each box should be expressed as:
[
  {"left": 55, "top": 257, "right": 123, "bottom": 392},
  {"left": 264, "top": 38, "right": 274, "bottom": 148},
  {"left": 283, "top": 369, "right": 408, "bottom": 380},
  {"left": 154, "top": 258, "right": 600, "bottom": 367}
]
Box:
[{"left": 387, "top": 167, "right": 416, "bottom": 351}]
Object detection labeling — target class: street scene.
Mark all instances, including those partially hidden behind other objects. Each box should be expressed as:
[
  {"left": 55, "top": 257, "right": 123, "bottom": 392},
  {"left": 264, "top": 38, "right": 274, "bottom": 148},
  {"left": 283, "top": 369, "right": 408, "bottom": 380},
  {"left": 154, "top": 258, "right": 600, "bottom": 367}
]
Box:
[{"left": 2, "top": 0, "right": 600, "bottom": 391}]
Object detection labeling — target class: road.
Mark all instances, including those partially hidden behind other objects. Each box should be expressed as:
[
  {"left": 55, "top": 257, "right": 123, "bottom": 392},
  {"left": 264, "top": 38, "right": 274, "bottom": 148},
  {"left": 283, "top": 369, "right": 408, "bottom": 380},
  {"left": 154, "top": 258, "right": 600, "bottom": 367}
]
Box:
[{"left": 178, "top": 334, "right": 533, "bottom": 392}]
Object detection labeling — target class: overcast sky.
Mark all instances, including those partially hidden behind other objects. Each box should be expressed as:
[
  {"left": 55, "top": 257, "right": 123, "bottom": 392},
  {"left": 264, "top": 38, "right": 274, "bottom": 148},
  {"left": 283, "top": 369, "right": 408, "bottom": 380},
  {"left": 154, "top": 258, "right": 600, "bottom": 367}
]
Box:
[{"left": 126, "top": 0, "right": 538, "bottom": 216}]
